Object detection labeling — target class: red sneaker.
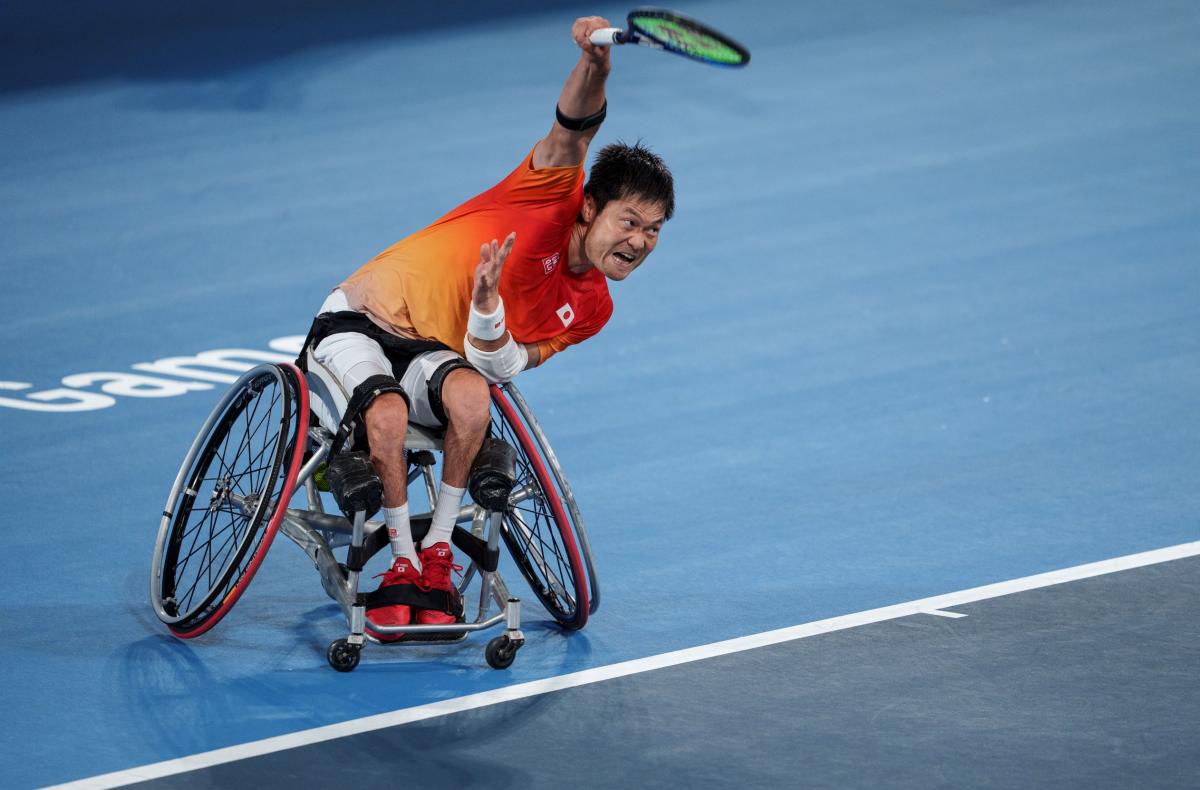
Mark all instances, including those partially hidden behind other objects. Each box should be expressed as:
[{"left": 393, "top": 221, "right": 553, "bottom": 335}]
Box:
[
  {"left": 416, "top": 542, "right": 462, "bottom": 626},
  {"left": 366, "top": 556, "right": 425, "bottom": 642}
]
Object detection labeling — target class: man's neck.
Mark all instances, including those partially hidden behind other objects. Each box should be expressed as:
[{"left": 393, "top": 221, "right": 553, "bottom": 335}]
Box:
[{"left": 567, "top": 221, "right": 592, "bottom": 274}]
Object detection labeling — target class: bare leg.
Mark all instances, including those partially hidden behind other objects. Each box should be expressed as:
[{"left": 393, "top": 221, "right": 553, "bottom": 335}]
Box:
[
  {"left": 439, "top": 368, "right": 492, "bottom": 487},
  {"left": 360, "top": 391, "right": 422, "bottom": 635},
  {"left": 363, "top": 392, "right": 410, "bottom": 507}
]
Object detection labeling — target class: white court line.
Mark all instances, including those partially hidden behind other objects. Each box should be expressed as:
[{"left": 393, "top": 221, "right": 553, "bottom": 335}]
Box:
[
  {"left": 48, "top": 539, "right": 1200, "bottom": 790},
  {"left": 923, "top": 609, "right": 969, "bottom": 618}
]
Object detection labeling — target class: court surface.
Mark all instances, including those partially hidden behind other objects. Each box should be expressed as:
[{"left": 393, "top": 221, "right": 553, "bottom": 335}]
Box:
[{"left": 1, "top": 0, "right": 1197, "bottom": 787}]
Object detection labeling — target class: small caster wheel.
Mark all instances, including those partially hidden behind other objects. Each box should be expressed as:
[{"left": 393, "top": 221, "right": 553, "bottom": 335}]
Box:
[
  {"left": 485, "top": 635, "right": 519, "bottom": 669},
  {"left": 327, "top": 638, "right": 361, "bottom": 672}
]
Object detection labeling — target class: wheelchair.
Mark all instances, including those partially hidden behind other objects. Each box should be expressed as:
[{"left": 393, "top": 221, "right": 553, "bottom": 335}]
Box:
[{"left": 149, "top": 357, "right": 599, "bottom": 671}]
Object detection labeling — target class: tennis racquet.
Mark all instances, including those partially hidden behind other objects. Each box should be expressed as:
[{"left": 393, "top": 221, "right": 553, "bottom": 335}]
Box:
[{"left": 589, "top": 7, "right": 750, "bottom": 68}]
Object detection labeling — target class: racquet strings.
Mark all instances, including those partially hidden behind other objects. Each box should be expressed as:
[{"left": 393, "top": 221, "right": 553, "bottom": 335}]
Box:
[{"left": 629, "top": 12, "right": 749, "bottom": 66}]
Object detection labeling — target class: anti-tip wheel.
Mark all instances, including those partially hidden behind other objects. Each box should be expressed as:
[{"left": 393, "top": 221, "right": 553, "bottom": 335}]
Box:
[
  {"left": 485, "top": 635, "right": 519, "bottom": 670},
  {"left": 327, "top": 638, "right": 361, "bottom": 672}
]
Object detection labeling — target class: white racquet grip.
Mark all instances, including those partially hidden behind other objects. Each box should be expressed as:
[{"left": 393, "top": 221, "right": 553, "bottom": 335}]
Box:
[
  {"left": 589, "top": 27, "right": 623, "bottom": 46},
  {"left": 468, "top": 298, "right": 506, "bottom": 342}
]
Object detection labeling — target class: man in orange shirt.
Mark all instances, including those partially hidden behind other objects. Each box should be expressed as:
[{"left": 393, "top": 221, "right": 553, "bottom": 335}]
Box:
[{"left": 305, "top": 16, "right": 674, "bottom": 639}]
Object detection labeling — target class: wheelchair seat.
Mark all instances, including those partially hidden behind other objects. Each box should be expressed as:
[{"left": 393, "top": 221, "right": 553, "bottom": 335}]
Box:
[{"left": 304, "top": 348, "right": 443, "bottom": 451}]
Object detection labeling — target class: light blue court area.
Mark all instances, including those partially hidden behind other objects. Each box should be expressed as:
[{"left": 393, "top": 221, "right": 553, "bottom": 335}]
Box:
[{"left": 1, "top": 0, "right": 1198, "bottom": 787}]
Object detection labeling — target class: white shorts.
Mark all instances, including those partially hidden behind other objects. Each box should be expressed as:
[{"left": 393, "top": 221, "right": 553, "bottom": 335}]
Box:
[{"left": 309, "top": 290, "right": 467, "bottom": 430}]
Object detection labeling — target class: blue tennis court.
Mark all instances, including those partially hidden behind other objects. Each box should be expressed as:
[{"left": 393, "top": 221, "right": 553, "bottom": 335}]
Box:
[{"left": 2, "top": 1, "right": 1197, "bottom": 787}]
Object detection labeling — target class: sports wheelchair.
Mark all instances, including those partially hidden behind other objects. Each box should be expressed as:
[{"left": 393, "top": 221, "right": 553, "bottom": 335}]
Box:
[{"left": 149, "top": 359, "right": 599, "bottom": 671}]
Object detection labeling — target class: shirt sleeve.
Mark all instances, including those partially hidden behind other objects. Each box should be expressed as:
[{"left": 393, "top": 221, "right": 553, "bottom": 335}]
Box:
[
  {"left": 492, "top": 146, "right": 583, "bottom": 210},
  {"left": 534, "top": 295, "right": 614, "bottom": 364}
]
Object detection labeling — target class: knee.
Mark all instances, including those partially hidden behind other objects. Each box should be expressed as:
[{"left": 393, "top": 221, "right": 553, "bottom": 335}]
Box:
[
  {"left": 441, "top": 369, "right": 491, "bottom": 433},
  {"left": 363, "top": 392, "right": 409, "bottom": 453}
]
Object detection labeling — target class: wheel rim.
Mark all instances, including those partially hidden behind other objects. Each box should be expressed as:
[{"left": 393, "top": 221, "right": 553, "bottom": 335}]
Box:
[
  {"left": 502, "top": 382, "right": 600, "bottom": 615},
  {"left": 490, "top": 388, "right": 588, "bottom": 629},
  {"left": 155, "top": 365, "right": 295, "bottom": 628}
]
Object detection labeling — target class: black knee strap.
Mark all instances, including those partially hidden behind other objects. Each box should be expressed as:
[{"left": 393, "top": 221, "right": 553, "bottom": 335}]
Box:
[
  {"left": 332, "top": 374, "right": 409, "bottom": 457},
  {"left": 366, "top": 585, "right": 463, "bottom": 618},
  {"left": 426, "top": 358, "right": 478, "bottom": 425}
]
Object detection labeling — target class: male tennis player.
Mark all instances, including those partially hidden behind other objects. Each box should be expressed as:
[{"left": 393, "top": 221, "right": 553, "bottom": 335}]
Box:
[{"left": 304, "top": 16, "right": 674, "bottom": 639}]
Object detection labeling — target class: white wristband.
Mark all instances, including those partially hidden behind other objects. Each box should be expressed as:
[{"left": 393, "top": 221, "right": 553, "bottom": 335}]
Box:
[{"left": 468, "top": 298, "right": 506, "bottom": 342}]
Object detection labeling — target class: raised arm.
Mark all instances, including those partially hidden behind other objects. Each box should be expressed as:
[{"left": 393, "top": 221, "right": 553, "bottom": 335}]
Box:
[{"left": 532, "top": 16, "right": 613, "bottom": 170}]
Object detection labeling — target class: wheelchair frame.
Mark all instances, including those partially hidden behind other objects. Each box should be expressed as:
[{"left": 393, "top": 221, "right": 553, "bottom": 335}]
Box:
[{"left": 149, "top": 361, "right": 600, "bottom": 671}]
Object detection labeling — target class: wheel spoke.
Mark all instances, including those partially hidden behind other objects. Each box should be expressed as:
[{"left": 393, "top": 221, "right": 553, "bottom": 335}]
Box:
[
  {"left": 158, "top": 368, "right": 295, "bottom": 627},
  {"left": 506, "top": 509, "right": 573, "bottom": 606},
  {"left": 488, "top": 404, "right": 582, "bottom": 624}
]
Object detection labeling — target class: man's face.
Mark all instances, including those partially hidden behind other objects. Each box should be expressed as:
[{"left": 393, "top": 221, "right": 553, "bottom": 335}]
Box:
[{"left": 581, "top": 194, "right": 667, "bottom": 281}]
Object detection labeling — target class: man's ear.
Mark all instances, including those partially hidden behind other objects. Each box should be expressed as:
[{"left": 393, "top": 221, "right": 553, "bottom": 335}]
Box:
[{"left": 581, "top": 194, "right": 597, "bottom": 224}]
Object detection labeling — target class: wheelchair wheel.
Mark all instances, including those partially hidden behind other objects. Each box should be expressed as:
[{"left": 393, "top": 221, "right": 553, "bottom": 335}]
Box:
[
  {"left": 499, "top": 382, "right": 601, "bottom": 616},
  {"left": 150, "top": 363, "right": 308, "bottom": 637},
  {"left": 490, "top": 384, "right": 590, "bottom": 630}
]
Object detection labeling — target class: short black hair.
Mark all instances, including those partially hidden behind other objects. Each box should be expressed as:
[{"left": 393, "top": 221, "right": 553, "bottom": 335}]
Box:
[{"left": 584, "top": 141, "right": 675, "bottom": 221}]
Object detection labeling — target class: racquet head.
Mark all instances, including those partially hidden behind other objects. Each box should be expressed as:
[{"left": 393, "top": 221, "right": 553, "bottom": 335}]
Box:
[{"left": 626, "top": 8, "right": 750, "bottom": 67}]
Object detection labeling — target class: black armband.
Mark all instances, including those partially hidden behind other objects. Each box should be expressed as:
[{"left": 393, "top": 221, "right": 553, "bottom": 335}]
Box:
[{"left": 556, "top": 100, "right": 607, "bottom": 132}]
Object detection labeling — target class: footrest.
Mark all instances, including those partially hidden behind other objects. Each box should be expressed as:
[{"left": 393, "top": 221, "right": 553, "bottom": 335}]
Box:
[{"left": 366, "top": 627, "right": 468, "bottom": 645}]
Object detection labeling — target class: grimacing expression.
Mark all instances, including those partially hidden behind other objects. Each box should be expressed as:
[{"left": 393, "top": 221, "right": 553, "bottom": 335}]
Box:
[{"left": 582, "top": 194, "right": 667, "bottom": 280}]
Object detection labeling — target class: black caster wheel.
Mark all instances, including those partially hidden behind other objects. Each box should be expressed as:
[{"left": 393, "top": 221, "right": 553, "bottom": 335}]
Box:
[
  {"left": 327, "top": 638, "right": 361, "bottom": 672},
  {"left": 485, "top": 635, "right": 519, "bottom": 669}
]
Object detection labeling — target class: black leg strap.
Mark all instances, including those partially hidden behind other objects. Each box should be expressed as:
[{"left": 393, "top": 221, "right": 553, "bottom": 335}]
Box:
[
  {"left": 427, "top": 357, "right": 478, "bottom": 426},
  {"left": 366, "top": 585, "right": 463, "bottom": 617},
  {"left": 332, "top": 374, "right": 409, "bottom": 457}
]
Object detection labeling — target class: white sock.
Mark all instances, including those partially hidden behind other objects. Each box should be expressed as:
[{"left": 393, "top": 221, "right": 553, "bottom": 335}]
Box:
[
  {"left": 384, "top": 504, "right": 420, "bottom": 570},
  {"left": 424, "top": 483, "right": 465, "bottom": 547}
]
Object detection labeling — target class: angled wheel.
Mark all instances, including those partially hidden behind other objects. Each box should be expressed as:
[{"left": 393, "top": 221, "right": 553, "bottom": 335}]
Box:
[
  {"left": 485, "top": 635, "right": 519, "bottom": 669},
  {"left": 327, "top": 639, "right": 361, "bottom": 672},
  {"left": 489, "top": 384, "right": 590, "bottom": 630},
  {"left": 150, "top": 363, "right": 308, "bottom": 638}
]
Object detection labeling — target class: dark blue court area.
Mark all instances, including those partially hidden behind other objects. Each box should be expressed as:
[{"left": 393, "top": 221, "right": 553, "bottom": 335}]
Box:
[
  {"left": 129, "top": 555, "right": 1200, "bottom": 790},
  {"left": 1, "top": 1, "right": 1197, "bottom": 788}
]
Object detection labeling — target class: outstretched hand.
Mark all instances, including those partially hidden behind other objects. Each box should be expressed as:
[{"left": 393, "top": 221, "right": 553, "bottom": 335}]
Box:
[{"left": 472, "top": 231, "right": 517, "bottom": 314}]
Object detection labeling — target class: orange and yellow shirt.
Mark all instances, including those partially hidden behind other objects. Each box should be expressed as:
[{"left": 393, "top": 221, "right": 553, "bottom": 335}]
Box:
[{"left": 339, "top": 146, "right": 613, "bottom": 363}]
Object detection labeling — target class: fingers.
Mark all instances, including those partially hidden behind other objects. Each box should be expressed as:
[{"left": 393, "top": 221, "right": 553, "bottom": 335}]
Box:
[
  {"left": 474, "top": 232, "right": 517, "bottom": 307},
  {"left": 482, "top": 232, "right": 517, "bottom": 268},
  {"left": 572, "top": 16, "right": 613, "bottom": 60}
]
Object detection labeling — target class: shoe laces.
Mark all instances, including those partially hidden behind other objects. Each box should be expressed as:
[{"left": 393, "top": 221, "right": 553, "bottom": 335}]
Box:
[
  {"left": 374, "top": 558, "right": 431, "bottom": 591},
  {"left": 421, "top": 547, "right": 463, "bottom": 586}
]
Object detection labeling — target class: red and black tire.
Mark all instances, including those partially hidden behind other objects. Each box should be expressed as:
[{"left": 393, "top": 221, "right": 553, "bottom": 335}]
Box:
[
  {"left": 490, "top": 385, "right": 590, "bottom": 630},
  {"left": 151, "top": 363, "right": 308, "bottom": 638}
]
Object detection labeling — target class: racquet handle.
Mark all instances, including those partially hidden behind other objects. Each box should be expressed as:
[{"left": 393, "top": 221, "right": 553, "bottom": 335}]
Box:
[{"left": 589, "top": 27, "right": 626, "bottom": 46}]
